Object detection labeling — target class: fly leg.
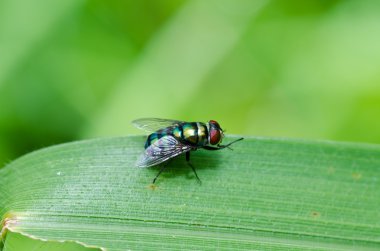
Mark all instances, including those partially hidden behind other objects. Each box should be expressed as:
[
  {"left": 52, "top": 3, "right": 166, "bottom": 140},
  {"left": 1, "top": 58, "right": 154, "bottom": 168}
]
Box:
[
  {"left": 153, "top": 160, "right": 171, "bottom": 184},
  {"left": 186, "top": 152, "right": 201, "bottom": 184},
  {"left": 203, "top": 137, "right": 244, "bottom": 151}
]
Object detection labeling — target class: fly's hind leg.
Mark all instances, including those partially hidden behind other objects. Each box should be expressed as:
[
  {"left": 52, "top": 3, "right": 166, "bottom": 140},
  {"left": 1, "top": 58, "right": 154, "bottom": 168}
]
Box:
[
  {"left": 186, "top": 152, "right": 201, "bottom": 184},
  {"left": 153, "top": 160, "right": 171, "bottom": 184}
]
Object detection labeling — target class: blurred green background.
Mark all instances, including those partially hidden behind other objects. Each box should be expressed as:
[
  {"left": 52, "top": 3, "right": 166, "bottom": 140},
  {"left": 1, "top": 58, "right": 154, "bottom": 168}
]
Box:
[{"left": 1, "top": 0, "right": 380, "bottom": 165}]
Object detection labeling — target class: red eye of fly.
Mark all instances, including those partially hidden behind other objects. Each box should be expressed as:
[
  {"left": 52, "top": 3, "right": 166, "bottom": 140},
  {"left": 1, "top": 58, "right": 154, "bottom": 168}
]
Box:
[
  {"left": 209, "top": 120, "right": 220, "bottom": 128},
  {"left": 210, "top": 128, "right": 221, "bottom": 145}
]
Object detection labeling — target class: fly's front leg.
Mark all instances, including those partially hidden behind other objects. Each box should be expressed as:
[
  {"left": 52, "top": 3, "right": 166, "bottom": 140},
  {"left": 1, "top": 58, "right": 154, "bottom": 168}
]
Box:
[
  {"left": 186, "top": 152, "right": 201, "bottom": 184},
  {"left": 203, "top": 137, "right": 244, "bottom": 151}
]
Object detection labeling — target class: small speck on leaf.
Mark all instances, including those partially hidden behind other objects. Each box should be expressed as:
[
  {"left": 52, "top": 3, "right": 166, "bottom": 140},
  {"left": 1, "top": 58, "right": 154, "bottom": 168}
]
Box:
[
  {"left": 310, "top": 211, "right": 321, "bottom": 219},
  {"left": 148, "top": 184, "right": 158, "bottom": 190},
  {"left": 352, "top": 172, "right": 362, "bottom": 180}
]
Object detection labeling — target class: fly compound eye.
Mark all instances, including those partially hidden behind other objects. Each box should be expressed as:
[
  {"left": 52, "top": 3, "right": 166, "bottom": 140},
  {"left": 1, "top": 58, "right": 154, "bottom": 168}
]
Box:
[
  {"left": 209, "top": 120, "right": 220, "bottom": 129},
  {"left": 210, "top": 128, "right": 221, "bottom": 145}
]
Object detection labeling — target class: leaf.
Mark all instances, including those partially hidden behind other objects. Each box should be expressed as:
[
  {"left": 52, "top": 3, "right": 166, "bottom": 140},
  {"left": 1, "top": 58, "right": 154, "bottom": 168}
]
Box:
[
  {"left": 1, "top": 136, "right": 380, "bottom": 250},
  {"left": 1, "top": 230, "right": 102, "bottom": 251}
]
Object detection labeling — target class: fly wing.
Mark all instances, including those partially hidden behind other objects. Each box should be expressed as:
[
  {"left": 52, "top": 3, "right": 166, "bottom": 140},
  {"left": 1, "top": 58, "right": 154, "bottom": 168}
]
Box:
[
  {"left": 132, "top": 118, "right": 183, "bottom": 133},
  {"left": 136, "top": 135, "right": 192, "bottom": 167}
]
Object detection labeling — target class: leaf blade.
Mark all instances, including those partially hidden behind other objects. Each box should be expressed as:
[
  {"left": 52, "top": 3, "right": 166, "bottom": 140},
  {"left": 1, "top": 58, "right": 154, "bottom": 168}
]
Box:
[{"left": 1, "top": 136, "right": 380, "bottom": 250}]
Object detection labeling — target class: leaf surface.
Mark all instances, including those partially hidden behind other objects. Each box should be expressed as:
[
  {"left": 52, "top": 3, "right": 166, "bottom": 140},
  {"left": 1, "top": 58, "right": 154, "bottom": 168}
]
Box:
[{"left": 1, "top": 136, "right": 379, "bottom": 250}]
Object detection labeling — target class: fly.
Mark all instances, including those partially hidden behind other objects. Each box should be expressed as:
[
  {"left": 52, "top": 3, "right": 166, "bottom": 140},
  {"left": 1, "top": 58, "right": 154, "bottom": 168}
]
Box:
[{"left": 132, "top": 118, "right": 244, "bottom": 184}]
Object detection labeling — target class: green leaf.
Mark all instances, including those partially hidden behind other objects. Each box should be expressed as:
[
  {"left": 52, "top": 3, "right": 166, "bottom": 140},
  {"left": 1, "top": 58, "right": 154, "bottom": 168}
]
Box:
[
  {"left": 1, "top": 136, "right": 379, "bottom": 250},
  {"left": 2, "top": 230, "right": 101, "bottom": 251}
]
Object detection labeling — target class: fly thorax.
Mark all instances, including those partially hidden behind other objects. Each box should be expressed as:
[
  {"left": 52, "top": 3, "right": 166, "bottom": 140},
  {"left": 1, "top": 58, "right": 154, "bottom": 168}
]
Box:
[{"left": 197, "top": 122, "right": 208, "bottom": 146}]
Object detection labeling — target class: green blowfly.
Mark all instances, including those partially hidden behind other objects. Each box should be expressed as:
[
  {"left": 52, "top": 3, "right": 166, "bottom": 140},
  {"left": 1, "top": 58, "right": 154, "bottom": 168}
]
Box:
[{"left": 132, "top": 118, "right": 244, "bottom": 184}]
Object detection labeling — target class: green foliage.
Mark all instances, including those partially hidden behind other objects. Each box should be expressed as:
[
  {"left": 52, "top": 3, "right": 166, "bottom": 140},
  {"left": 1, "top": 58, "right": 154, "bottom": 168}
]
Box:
[
  {"left": 1, "top": 136, "right": 379, "bottom": 250},
  {"left": 2, "top": 0, "right": 379, "bottom": 248},
  {"left": 2, "top": 231, "right": 101, "bottom": 251},
  {"left": 1, "top": 0, "right": 380, "bottom": 165}
]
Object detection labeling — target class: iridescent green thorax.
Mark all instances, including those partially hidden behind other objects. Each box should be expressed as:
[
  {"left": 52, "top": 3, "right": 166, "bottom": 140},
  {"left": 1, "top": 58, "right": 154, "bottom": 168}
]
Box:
[{"left": 144, "top": 122, "right": 209, "bottom": 149}]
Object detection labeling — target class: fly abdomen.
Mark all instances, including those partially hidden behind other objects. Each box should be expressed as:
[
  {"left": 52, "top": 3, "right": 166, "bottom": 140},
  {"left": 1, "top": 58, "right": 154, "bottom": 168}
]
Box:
[
  {"left": 145, "top": 128, "right": 172, "bottom": 149},
  {"left": 145, "top": 133, "right": 159, "bottom": 149}
]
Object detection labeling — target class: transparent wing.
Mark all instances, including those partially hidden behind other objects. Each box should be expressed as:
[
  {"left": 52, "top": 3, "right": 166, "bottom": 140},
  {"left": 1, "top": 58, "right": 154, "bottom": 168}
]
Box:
[
  {"left": 136, "top": 135, "right": 192, "bottom": 167},
  {"left": 132, "top": 118, "right": 183, "bottom": 133}
]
